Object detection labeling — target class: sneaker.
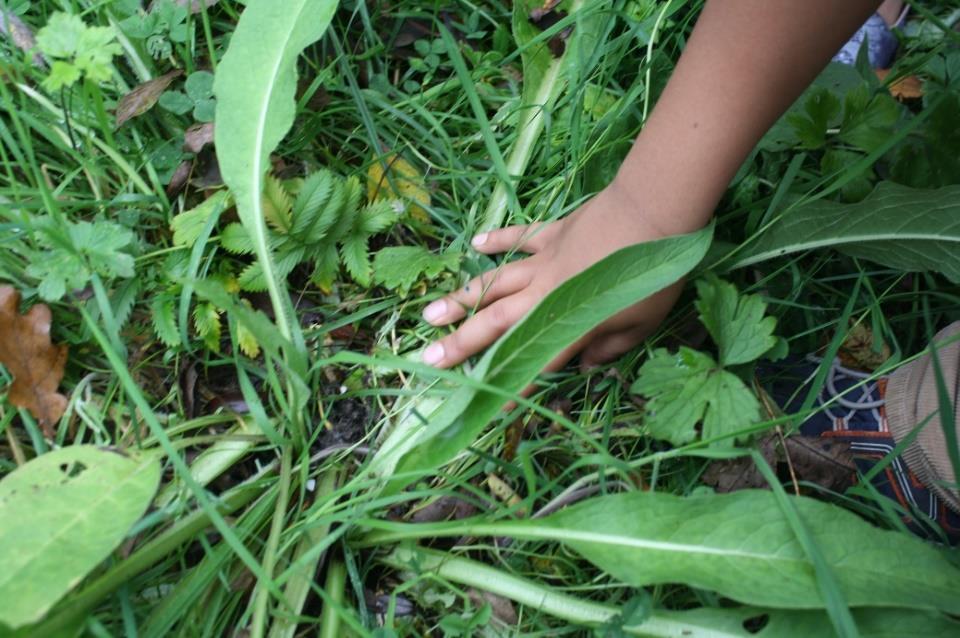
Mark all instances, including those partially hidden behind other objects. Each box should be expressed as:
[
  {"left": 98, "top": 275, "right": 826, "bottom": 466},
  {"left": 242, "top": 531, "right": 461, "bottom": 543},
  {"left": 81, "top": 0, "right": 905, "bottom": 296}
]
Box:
[
  {"left": 763, "top": 355, "right": 960, "bottom": 544},
  {"left": 834, "top": 8, "right": 907, "bottom": 69}
]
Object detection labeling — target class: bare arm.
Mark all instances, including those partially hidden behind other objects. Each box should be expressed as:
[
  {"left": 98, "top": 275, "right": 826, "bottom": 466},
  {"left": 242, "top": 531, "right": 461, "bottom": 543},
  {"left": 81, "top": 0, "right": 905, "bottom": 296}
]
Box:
[
  {"left": 616, "top": 0, "right": 883, "bottom": 234},
  {"left": 423, "top": 0, "right": 882, "bottom": 370}
]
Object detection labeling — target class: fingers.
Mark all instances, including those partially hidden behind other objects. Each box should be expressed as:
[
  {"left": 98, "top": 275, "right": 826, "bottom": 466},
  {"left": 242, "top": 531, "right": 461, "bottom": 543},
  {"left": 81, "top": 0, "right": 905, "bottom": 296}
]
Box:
[
  {"left": 579, "top": 329, "right": 647, "bottom": 369},
  {"left": 423, "top": 262, "right": 532, "bottom": 326},
  {"left": 471, "top": 223, "right": 549, "bottom": 255},
  {"left": 422, "top": 294, "right": 535, "bottom": 368}
]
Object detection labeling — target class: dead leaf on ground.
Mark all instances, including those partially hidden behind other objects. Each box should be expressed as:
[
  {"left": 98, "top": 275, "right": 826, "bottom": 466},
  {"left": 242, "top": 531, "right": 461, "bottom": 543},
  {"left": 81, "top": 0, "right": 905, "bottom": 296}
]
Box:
[
  {"left": 875, "top": 69, "right": 924, "bottom": 101},
  {"left": 702, "top": 433, "right": 855, "bottom": 494},
  {"left": 183, "top": 122, "right": 215, "bottom": 153},
  {"left": 367, "top": 153, "right": 431, "bottom": 223},
  {"left": 409, "top": 494, "right": 477, "bottom": 523},
  {"left": 468, "top": 588, "right": 519, "bottom": 625},
  {"left": 838, "top": 322, "right": 891, "bottom": 372},
  {"left": 1, "top": 10, "right": 45, "bottom": 67},
  {"left": 0, "top": 286, "right": 68, "bottom": 436},
  {"left": 529, "top": 0, "right": 572, "bottom": 57},
  {"left": 165, "top": 159, "right": 192, "bottom": 198},
  {"left": 115, "top": 70, "right": 183, "bottom": 128}
]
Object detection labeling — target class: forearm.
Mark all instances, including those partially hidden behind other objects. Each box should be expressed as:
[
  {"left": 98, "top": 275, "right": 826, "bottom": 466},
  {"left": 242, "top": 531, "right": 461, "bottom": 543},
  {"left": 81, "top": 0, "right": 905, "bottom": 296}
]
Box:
[{"left": 615, "top": 0, "right": 881, "bottom": 235}]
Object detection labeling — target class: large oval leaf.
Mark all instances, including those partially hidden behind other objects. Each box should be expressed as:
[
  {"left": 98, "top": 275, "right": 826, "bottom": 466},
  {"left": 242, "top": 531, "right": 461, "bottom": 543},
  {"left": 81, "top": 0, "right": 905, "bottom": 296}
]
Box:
[
  {"left": 0, "top": 446, "right": 161, "bottom": 629},
  {"left": 374, "top": 227, "right": 712, "bottom": 488},
  {"left": 515, "top": 490, "right": 960, "bottom": 612},
  {"left": 726, "top": 182, "right": 960, "bottom": 281},
  {"left": 214, "top": 0, "right": 338, "bottom": 344}
]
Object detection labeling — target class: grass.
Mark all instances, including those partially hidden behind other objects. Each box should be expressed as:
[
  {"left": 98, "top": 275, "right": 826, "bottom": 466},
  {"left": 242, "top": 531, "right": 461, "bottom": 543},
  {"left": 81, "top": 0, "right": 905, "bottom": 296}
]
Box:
[{"left": 1, "top": 0, "right": 960, "bottom": 636}]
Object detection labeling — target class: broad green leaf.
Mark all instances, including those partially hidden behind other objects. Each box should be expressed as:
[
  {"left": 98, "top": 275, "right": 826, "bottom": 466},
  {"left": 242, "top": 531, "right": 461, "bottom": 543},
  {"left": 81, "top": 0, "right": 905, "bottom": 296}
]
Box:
[
  {"left": 727, "top": 182, "right": 960, "bottom": 282},
  {"left": 507, "top": 491, "right": 960, "bottom": 613},
  {"left": 214, "top": 0, "right": 338, "bottom": 345},
  {"left": 372, "top": 246, "right": 460, "bottom": 296},
  {"left": 380, "top": 546, "right": 960, "bottom": 637},
  {"left": 631, "top": 347, "right": 759, "bottom": 446},
  {"left": 377, "top": 227, "right": 712, "bottom": 488},
  {"left": 694, "top": 276, "right": 777, "bottom": 366},
  {"left": 0, "top": 446, "right": 160, "bottom": 629}
]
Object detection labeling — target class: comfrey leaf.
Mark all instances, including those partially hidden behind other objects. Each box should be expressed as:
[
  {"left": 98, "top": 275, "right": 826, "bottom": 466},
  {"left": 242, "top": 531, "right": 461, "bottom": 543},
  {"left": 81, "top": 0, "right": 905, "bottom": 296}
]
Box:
[
  {"left": 695, "top": 276, "right": 777, "bottom": 367},
  {"left": 631, "top": 347, "right": 760, "bottom": 446}
]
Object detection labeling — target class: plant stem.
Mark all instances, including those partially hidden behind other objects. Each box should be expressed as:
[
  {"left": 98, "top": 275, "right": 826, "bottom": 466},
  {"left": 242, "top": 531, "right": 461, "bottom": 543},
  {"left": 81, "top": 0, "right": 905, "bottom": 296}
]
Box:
[
  {"left": 251, "top": 447, "right": 293, "bottom": 638},
  {"left": 379, "top": 547, "right": 749, "bottom": 637},
  {"left": 318, "top": 559, "right": 347, "bottom": 638}
]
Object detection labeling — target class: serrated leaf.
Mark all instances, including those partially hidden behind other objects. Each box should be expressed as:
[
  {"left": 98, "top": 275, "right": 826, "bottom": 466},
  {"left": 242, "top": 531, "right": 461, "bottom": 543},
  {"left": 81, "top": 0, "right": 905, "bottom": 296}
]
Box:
[
  {"left": 290, "top": 170, "right": 345, "bottom": 247},
  {"left": 236, "top": 317, "right": 261, "bottom": 359},
  {"left": 340, "top": 234, "right": 371, "bottom": 287},
  {"left": 35, "top": 13, "right": 85, "bottom": 58},
  {"left": 150, "top": 295, "right": 179, "bottom": 347},
  {"left": 0, "top": 446, "right": 160, "bottom": 629},
  {"left": 726, "top": 182, "right": 960, "bottom": 282},
  {"left": 358, "top": 200, "right": 399, "bottom": 235},
  {"left": 631, "top": 347, "right": 760, "bottom": 446},
  {"left": 193, "top": 302, "right": 221, "bottom": 352},
  {"left": 220, "top": 223, "right": 255, "bottom": 255},
  {"left": 695, "top": 276, "right": 777, "bottom": 367},
  {"left": 372, "top": 246, "right": 460, "bottom": 296},
  {"left": 171, "top": 191, "right": 231, "bottom": 248},
  {"left": 310, "top": 247, "right": 340, "bottom": 293},
  {"left": 238, "top": 248, "right": 303, "bottom": 292},
  {"left": 262, "top": 174, "right": 293, "bottom": 233}
]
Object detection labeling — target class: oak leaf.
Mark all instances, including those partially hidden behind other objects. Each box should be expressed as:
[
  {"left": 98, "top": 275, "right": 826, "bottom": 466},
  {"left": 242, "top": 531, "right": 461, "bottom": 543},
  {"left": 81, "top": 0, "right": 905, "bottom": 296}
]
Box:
[{"left": 0, "top": 286, "right": 68, "bottom": 435}]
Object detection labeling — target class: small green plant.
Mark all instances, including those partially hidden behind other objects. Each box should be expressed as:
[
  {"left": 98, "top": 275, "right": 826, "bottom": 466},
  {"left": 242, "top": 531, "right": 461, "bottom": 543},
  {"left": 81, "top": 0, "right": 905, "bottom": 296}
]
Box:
[
  {"left": 119, "top": 0, "right": 189, "bottom": 60},
  {"left": 631, "top": 275, "right": 781, "bottom": 446},
  {"left": 159, "top": 70, "right": 216, "bottom": 122},
  {"left": 27, "top": 218, "right": 136, "bottom": 301},
  {"left": 372, "top": 246, "right": 460, "bottom": 296},
  {"left": 35, "top": 12, "right": 121, "bottom": 91},
  {"left": 217, "top": 170, "right": 399, "bottom": 292}
]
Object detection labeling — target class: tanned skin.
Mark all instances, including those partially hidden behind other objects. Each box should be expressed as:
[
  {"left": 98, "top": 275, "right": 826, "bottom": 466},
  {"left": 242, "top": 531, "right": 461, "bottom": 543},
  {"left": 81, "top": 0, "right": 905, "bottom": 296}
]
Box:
[{"left": 422, "top": 1, "right": 884, "bottom": 372}]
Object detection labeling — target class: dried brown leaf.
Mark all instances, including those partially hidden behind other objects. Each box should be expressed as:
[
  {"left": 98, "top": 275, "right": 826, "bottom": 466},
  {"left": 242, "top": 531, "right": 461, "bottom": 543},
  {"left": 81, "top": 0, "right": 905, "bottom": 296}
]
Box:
[
  {"left": 0, "top": 286, "right": 68, "bottom": 436},
  {"left": 702, "top": 433, "right": 855, "bottom": 494},
  {"left": 115, "top": 70, "right": 182, "bottom": 128},
  {"left": 838, "top": 322, "right": 891, "bottom": 372},
  {"left": 0, "top": 10, "right": 45, "bottom": 67},
  {"left": 183, "top": 122, "right": 215, "bottom": 153},
  {"left": 876, "top": 69, "right": 924, "bottom": 101}
]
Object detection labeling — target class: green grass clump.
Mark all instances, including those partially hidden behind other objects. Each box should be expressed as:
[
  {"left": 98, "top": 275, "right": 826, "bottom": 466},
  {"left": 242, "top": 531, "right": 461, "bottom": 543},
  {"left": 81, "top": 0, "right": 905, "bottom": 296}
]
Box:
[{"left": 1, "top": 1, "right": 960, "bottom": 637}]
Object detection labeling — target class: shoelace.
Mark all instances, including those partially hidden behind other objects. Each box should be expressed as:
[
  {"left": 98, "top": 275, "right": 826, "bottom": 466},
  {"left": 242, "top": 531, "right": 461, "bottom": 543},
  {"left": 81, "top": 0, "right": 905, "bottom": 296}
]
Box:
[{"left": 806, "top": 354, "right": 886, "bottom": 411}]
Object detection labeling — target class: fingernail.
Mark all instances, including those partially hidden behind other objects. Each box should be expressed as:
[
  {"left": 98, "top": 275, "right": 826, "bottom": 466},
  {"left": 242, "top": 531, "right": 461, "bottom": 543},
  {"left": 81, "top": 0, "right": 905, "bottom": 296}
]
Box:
[
  {"left": 471, "top": 233, "right": 488, "bottom": 247},
  {"left": 423, "top": 300, "right": 446, "bottom": 323},
  {"left": 422, "top": 342, "right": 445, "bottom": 365}
]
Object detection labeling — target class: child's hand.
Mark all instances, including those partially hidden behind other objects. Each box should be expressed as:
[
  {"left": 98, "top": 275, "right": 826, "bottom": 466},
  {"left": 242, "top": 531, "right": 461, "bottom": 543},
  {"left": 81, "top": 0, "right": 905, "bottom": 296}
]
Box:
[{"left": 420, "top": 180, "right": 689, "bottom": 372}]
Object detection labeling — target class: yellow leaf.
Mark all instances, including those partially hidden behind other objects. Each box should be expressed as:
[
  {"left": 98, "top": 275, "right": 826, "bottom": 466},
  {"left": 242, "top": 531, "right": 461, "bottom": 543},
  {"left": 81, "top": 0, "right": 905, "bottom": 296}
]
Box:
[
  {"left": 237, "top": 300, "right": 261, "bottom": 359},
  {"left": 367, "top": 153, "right": 431, "bottom": 223}
]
